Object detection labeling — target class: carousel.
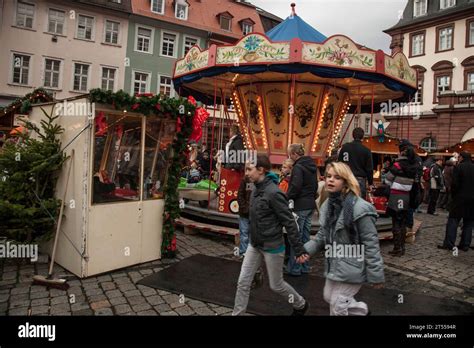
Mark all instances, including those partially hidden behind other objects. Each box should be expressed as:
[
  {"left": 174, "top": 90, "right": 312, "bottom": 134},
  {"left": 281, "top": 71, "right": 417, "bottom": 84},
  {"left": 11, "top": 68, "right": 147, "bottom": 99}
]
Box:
[{"left": 172, "top": 4, "right": 418, "bottom": 241}]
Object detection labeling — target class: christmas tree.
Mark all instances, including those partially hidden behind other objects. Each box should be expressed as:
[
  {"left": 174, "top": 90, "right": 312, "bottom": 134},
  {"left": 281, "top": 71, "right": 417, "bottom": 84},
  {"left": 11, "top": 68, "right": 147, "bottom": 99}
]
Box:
[{"left": 0, "top": 108, "right": 66, "bottom": 243}]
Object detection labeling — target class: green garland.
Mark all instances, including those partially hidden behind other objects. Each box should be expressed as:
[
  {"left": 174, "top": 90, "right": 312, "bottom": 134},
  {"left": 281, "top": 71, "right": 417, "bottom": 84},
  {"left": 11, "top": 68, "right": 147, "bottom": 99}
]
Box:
[
  {"left": 0, "top": 88, "right": 53, "bottom": 116},
  {"left": 89, "top": 89, "right": 195, "bottom": 258}
]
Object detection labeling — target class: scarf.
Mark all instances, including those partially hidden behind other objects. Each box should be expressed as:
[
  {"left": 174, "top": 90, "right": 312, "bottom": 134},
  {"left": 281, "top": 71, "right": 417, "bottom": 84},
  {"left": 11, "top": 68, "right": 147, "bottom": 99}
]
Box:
[{"left": 326, "top": 191, "right": 358, "bottom": 243}]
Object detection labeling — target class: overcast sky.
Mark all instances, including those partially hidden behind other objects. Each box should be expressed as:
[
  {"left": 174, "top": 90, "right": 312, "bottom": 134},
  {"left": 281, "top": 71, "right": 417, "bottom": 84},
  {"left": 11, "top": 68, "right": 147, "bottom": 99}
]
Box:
[{"left": 251, "top": 0, "right": 409, "bottom": 53}]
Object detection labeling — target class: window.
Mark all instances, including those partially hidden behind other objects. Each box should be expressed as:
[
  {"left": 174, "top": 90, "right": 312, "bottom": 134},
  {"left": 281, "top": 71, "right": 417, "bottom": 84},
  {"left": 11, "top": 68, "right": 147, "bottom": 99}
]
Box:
[
  {"left": 136, "top": 27, "right": 152, "bottom": 53},
  {"left": 354, "top": 116, "right": 360, "bottom": 129},
  {"left": 440, "top": 0, "right": 455, "bottom": 9},
  {"left": 175, "top": 1, "right": 188, "bottom": 20},
  {"left": 104, "top": 20, "right": 120, "bottom": 44},
  {"left": 462, "top": 57, "right": 474, "bottom": 91},
  {"left": 220, "top": 16, "right": 232, "bottom": 31},
  {"left": 414, "top": 79, "right": 423, "bottom": 104},
  {"left": 16, "top": 1, "right": 34, "bottom": 28},
  {"left": 467, "top": 72, "right": 474, "bottom": 90},
  {"left": 432, "top": 60, "right": 454, "bottom": 103},
  {"left": 242, "top": 22, "right": 253, "bottom": 35},
  {"left": 468, "top": 19, "right": 474, "bottom": 47},
  {"left": 151, "top": 0, "right": 164, "bottom": 14},
  {"left": 12, "top": 53, "right": 31, "bottom": 85},
  {"left": 410, "top": 32, "right": 425, "bottom": 56},
  {"left": 161, "top": 32, "right": 177, "bottom": 57},
  {"left": 143, "top": 118, "right": 173, "bottom": 200},
  {"left": 44, "top": 59, "right": 61, "bottom": 88},
  {"left": 184, "top": 36, "right": 197, "bottom": 55},
  {"left": 158, "top": 76, "right": 174, "bottom": 97},
  {"left": 133, "top": 71, "right": 150, "bottom": 94},
  {"left": 77, "top": 15, "right": 94, "bottom": 40},
  {"left": 364, "top": 118, "right": 370, "bottom": 134},
  {"left": 413, "top": 0, "right": 427, "bottom": 17},
  {"left": 437, "top": 25, "right": 454, "bottom": 51},
  {"left": 101, "top": 67, "right": 116, "bottom": 91},
  {"left": 436, "top": 75, "right": 450, "bottom": 96},
  {"left": 73, "top": 63, "right": 90, "bottom": 92},
  {"left": 48, "top": 9, "right": 65, "bottom": 34},
  {"left": 92, "top": 114, "right": 142, "bottom": 204},
  {"left": 420, "top": 137, "right": 437, "bottom": 152}
]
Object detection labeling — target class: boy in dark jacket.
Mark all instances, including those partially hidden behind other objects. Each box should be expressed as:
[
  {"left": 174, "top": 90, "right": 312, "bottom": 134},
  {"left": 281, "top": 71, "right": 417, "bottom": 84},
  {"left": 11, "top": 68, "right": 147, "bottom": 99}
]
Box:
[
  {"left": 233, "top": 154, "right": 309, "bottom": 316},
  {"left": 286, "top": 143, "right": 318, "bottom": 276}
]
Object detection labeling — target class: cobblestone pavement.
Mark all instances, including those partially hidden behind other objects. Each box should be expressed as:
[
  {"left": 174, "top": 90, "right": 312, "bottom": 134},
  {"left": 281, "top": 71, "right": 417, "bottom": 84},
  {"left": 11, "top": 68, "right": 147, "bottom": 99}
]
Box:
[{"left": 0, "top": 204, "right": 473, "bottom": 316}]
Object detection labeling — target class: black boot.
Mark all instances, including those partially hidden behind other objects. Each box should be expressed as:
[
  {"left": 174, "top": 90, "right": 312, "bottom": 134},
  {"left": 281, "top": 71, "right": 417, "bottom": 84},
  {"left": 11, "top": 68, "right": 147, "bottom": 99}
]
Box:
[
  {"left": 390, "top": 230, "right": 402, "bottom": 256},
  {"left": 292, "top": 300, "right": 309, "bottom": 316}
]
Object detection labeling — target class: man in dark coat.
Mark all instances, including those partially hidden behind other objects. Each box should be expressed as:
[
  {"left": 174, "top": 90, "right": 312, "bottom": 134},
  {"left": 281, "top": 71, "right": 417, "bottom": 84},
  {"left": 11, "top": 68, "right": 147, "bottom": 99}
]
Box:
[
  {"left": 286, "top": 143, "right": 318, "bottom": 276},
  {"left": 338, "top": 127, "right": 373, "bottom": 198},
  {"left": 427, "top": 157, "right": 444, "bottom": 215},
  {"left": 438, "top": 152, "right": 474, "bottom": 252},
  {"left": 223, "top": 125, "right": 245, "bottom": 171}
]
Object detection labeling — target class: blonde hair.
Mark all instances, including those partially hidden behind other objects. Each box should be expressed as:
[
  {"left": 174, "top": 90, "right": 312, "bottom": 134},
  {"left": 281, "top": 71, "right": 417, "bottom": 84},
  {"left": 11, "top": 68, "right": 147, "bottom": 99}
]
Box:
[
  {"left": 319, "top": 162, "right": 360, "bottom": 207},
  {"left": 288, "top": 143, "right": 305, "bottom": 157},
  {"left": 282, "top": 158, "right": 294, "bottom": 169}
]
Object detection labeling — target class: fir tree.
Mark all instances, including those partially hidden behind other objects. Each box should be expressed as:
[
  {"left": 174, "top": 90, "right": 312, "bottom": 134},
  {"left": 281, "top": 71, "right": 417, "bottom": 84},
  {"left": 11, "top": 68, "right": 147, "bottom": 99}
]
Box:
[{"left": 0, "top": 108, "right": 66, "bottom": 243}]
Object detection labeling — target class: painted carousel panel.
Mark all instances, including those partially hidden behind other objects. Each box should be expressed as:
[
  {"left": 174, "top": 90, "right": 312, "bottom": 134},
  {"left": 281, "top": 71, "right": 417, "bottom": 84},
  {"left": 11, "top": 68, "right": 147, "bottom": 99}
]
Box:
[
  {"left": 302, "top": 36, "right": 376, "bottom": 71},
  {"left": 217, "top": 34, "right": 290, "bottom": 65}
]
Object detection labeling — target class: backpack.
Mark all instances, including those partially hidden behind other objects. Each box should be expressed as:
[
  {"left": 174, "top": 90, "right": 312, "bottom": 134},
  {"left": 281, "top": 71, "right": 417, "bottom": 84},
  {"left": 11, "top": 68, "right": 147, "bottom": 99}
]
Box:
[{"left": 422, "top": 167, "right": 430, "bottom": 182}]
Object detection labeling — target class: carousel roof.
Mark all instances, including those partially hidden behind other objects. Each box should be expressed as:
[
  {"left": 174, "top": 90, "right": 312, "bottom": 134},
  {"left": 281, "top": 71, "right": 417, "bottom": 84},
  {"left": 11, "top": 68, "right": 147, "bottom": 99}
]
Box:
[
  {"left": 266, "top": 13, "right": 327, "bottom": 43},
  {"left": 172, "top": 4, "right": 418, "bottom": 105}
]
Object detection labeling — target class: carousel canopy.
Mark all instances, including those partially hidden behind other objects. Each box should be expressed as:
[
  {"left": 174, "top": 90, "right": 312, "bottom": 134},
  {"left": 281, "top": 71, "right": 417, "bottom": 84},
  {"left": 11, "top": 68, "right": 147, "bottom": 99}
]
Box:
[
  {"left": 172, "top": 4, "right": 418, "bottom": 162},
  {"left": 266, "top": 12, "right": 327, "bottom": 43}
]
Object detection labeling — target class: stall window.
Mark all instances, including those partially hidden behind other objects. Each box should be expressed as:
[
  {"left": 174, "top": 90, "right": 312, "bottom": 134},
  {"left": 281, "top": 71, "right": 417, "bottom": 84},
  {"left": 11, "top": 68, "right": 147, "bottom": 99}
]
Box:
[
  {"left": 143, "top": 118, "right": 174, "bottom": 200},
  {"left": 92, "top": 114, "right": 142, "bottom": 204}
]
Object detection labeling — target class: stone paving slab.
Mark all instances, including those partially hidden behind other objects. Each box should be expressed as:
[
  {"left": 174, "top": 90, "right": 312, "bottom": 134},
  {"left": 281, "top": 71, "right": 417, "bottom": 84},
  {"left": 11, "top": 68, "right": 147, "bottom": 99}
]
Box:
[{"left": 0, "top": 204, "right": 472, "bottom": 316}]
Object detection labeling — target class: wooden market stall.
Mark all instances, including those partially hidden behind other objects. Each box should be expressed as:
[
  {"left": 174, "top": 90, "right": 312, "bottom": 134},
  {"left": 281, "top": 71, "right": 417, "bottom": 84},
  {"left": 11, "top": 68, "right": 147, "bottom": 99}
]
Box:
[
  {"left": 28, "top": 95, "right": 180, "bottom": 277},
  {"left": 429, "top": 138, "right": 474, "bottom": 158},
  {"left": 362, "top": 135, "right": 427, "bottom": 183}
]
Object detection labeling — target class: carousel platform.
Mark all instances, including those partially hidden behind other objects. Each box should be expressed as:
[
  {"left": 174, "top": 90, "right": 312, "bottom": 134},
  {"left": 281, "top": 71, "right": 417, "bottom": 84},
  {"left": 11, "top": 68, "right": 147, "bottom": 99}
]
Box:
[{"left": 179, "top": 200, "right": 394, "bottom": 246}]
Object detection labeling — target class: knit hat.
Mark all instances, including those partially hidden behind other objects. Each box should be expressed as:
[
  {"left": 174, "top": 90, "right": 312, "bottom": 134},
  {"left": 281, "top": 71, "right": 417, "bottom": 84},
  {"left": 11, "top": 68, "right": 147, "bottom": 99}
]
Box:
[{"left": 398, "top": 139, "right": 413, "bottom": 151}]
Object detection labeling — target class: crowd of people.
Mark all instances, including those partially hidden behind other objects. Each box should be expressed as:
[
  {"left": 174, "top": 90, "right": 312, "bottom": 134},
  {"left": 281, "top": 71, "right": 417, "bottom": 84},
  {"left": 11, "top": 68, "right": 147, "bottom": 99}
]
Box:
[{"left": 231, "top": 126, "right": 473, "bottom": 316}]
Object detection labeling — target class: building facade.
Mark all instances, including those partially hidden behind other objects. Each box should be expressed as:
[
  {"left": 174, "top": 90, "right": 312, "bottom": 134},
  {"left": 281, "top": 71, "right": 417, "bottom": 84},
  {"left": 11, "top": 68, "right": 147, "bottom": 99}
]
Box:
[
  {"left": 384, "top": 0, "right": 474, "bottom": 151},
  {"left": 0, "top": 0, "right": 132, "bottom": 105},
  {"left": 125, "top": 0, "right": 266, "bottom": 97}
]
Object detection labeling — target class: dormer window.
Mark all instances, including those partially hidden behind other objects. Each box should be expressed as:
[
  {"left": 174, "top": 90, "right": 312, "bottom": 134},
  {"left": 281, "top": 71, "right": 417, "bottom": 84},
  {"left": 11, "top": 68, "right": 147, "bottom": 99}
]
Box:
[
  {"left": 414, "top": 0, "right": 427, "bottom": 17},
  {"left": 440, "top": 0, "right": 456, "bottom": 10},
  {"left": 151, "top": 0, "right": 164, "bottom": 14},
  {"left": 217, "top": 12, "right": 234, "bottom": 31},
  {"left": 239, "top": 18, "right": 255, "bottom": 35},
  {"left": 175, "top": 0, "right": 189, "bottom": 20}
]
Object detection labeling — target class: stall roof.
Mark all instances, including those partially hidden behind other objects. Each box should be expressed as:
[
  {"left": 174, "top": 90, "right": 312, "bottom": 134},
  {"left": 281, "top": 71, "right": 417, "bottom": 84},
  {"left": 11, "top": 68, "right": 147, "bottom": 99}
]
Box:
[
  {"left": 362, "top": 135, "right": 427, "bottom": 156},
  {"left": 430, "top": 138, "right": 474, "bottom": 156}
]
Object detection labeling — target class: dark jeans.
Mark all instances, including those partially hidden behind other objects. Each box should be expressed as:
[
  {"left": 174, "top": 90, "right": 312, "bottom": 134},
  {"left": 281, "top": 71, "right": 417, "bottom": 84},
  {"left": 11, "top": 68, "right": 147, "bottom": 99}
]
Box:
[
  {"left": 427, "top": 189, "right": 440, "bottom": 214},
  {"left": 391, "top": 210, "right": 408, "bottom": 251},
  {"left": 443, "top": 218, "right": 473, "bottom": 249},
  {"left": 406, "top": 208, "right": 414, "bottom": 229},
  {"left": 437, "top": 191, "right": 449, "bottom": 209},
  {"left": 356, "top": 177, "right": 367, "bottom": 199}
]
